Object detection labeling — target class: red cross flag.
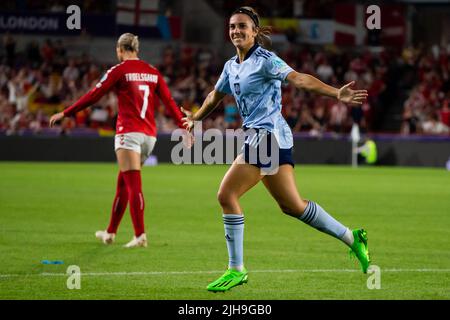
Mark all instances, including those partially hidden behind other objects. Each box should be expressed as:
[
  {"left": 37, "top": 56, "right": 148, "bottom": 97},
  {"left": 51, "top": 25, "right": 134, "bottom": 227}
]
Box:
[
  {"left": 334, "top": 4, "right": 406, "bottom": 47},
  {"left": 116, "top": 0, "right": 159, "bottom": 27}
]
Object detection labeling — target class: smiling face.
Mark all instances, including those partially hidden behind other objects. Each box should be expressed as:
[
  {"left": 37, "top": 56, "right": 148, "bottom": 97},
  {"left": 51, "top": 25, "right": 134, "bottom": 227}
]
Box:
[{"left": 229, "top": 13, "right": 258, "bottom": 51}]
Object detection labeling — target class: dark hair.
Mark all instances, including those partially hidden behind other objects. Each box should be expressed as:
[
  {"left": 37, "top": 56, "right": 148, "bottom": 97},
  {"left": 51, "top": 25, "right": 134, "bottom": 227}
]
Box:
[
  {"left": 232, "top": 7, "right": 260, "bottom": 27},
  {"left": 231, "top": 6, "right": 272, "bottom": 50}
]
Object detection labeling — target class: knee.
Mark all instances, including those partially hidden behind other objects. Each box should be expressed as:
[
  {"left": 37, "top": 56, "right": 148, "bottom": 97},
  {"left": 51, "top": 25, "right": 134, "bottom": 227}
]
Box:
[
  {"left": 280, "top": 200, "right": 308, "bottom": 218},
  {"left": 217, "top": 189, "right": 237, "bottom": 208}
]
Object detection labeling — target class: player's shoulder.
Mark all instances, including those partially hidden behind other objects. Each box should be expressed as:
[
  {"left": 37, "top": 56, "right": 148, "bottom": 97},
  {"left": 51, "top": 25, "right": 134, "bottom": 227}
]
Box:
[
  {"left": 254, "top": 47, "right": 274, "bottom": 60},
  {"left": 106, "top": 61, "right": 126, "bottom": 73},
  {"left": 138, "top": 60, "right": 162, "bottom": 75},
  {"left": 219, "top": 56, "right": 236, "bottom": 72},
  {"left": 141, "top": 60, "right": 158, "bottom": 70},
  {"left": 225, "top": 55, "right": 237, "bottom": 66}
]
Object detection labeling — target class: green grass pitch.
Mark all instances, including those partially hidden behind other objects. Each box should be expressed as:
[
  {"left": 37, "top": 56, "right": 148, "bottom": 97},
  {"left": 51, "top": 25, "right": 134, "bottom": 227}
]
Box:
[{"left": 0, "top": 162, "right": 449, "bottom": 299}]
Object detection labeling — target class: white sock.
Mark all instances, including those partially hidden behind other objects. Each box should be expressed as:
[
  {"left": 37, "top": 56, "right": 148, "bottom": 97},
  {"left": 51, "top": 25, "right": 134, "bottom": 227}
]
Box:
[
  {"left": 299, "top": 201, "right": 348, "bottom": 241},
  {"left": 229, "top": 265, "right": 244, "bottom": 272},
  {"left": 341, "top": 228, "right": 354, "bottom": 247},
  {"left": 223, "top": 214, "right": 244, "bottom": 271}
]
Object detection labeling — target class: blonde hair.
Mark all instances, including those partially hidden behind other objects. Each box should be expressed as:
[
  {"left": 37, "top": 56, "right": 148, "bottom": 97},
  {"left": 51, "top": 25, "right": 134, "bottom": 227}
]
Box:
[
  {"left": 232, "top": 6, "right": 272, "bottom": 50},
  {"left": 117, "top": 33, "right": 139, "bottom": 52}
]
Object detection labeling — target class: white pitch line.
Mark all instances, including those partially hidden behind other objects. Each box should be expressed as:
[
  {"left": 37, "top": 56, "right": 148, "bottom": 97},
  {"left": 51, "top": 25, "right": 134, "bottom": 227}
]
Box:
[{"left": 1, "top": 268, "right": 450, "bottom": 278}]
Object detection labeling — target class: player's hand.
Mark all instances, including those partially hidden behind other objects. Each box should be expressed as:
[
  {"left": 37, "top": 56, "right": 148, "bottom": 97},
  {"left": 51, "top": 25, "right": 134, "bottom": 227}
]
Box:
[
  {"left": 49, "top": 112, "right": 65, "bottom": 127},
  {"left": 181, "top": 107, "right": 194, "bottom": 132},
  {"left": 338, "top": 81, "right": 368, "bottom": 105},
  {"left": 182, "top": 130, "right": 194, "bottom": 149}
]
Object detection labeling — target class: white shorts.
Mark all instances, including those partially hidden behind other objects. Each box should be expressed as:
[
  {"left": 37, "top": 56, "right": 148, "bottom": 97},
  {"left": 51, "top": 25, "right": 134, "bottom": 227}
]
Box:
[{"left": 114, "top": 132, "right": 157, "bottom": 163}]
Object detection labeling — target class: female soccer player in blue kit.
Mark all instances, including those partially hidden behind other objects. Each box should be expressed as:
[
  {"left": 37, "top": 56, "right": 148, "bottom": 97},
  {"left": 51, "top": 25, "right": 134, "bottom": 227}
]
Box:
[{"left": 182, "top": 7, "right": 371, "bottom": 292}]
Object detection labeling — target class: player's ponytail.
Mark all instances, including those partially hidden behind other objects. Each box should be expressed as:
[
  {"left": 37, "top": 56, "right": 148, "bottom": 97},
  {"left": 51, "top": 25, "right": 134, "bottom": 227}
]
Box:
[
  {"left": 117, "top": 33, "right": 139, "bottom": 53},
  {"left": 256, "top": 26, "right": 273, "bottom": 50},
  {"left": 131, "top": 35, "right": 139, "bottom": 52},
  {"left": 232, "top": 6, "right": 272, "bottom": 50}
]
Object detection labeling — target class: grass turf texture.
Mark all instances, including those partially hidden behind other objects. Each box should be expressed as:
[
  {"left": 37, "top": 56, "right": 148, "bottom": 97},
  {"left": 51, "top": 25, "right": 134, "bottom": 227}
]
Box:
[{"left": 0, "top": 162, "right": 449, "bottom": 300}]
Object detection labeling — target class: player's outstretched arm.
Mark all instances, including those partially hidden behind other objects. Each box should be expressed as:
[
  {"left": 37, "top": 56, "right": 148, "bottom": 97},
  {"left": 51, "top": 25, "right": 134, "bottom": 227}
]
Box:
[
  {"left": 181, "top": 90, "right": 226, "bottom": 131},
  {"left": 286, "top": 71, "right": 368, "bottom": 105},
  {"left": 49, "top": 65, "right": 121, "bottom": 127},
  {"left": 49, "top": 112, "right": 65, "bottom": 127}
]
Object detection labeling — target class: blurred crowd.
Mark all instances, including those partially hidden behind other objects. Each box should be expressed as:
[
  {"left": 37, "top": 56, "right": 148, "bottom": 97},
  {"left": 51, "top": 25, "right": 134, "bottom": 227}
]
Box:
[
  {"left": 400, "top": 45, "right": 450, "bottom": 135},
  {"left": 1, "top": 33, "right": 449, "bottom": 137},
  {"left": 0, "top": 33, "right": 119, "bottom": 135}
]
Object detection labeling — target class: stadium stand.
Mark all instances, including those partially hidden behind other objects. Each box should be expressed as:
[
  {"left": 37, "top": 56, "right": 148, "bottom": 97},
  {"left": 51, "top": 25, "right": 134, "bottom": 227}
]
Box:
[
  {"left": 0, "top": 0, "right": 449, "bottom": 137},
  {"left": 1, "top": 37, "right": 449, "bottom": 137}
]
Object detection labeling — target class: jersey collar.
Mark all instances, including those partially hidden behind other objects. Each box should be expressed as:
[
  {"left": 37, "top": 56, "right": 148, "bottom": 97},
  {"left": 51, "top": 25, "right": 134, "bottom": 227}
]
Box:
[{"left": 235, "top": 43, "right": 259, "bottom": 64}]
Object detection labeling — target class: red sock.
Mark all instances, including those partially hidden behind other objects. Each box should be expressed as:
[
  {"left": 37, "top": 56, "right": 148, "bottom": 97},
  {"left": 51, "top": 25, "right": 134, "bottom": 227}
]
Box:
[
  {"left": 107, "top": 171, "right": 128, "bottom": 234},
  {"left": 122, "top": 170, "right": 145, "bottom": 237}
]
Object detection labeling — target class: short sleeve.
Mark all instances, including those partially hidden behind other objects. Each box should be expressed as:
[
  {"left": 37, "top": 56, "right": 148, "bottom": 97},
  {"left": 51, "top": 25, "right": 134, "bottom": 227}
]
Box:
[
  {"left": 263, "top": 55, "right": 294, "bottom": 82},
  {"left": 214, "top": 61, "right": 232, "bottom": 94}
]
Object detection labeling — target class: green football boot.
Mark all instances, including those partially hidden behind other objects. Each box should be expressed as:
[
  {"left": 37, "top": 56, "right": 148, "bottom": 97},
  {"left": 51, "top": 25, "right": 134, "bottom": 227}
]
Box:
[
  {"left": 349, "top": 229, "right": 371, "bottom": 273},
  {"left": 207, "top": 268, "right": 248, "bottom": 292}
]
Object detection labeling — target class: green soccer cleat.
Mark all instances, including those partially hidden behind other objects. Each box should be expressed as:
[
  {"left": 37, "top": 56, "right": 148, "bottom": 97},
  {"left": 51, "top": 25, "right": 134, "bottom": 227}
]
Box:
[
  {"left": 207, "top": 268, "right": 248, "bottom": 292},
  {"left": 349, "top": 229, "right": 371, "bottom": 273}
]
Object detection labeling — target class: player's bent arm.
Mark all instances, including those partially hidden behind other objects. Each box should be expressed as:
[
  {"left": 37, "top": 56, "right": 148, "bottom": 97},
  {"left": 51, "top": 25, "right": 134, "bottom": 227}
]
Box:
[
  {"left": 156, "top": 72, "right": 185, "bottom": 129},
  {"left": 286, "top": 71, "right": 339, "bottom": 99},
  {"left": 192, "top": 90, "right": 226, "bottom": 121}
]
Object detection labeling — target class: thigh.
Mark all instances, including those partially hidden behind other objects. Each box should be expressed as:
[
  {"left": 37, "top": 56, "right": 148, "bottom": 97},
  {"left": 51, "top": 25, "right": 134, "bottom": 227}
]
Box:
[
  {"left": 116, "top": 149, "right": 141, "bottom": 171},
  {"left": 219, "top": 154, "right": 263, "bottom": 198},
  {"left": 140, "top": 136, "right": 157, "bottom": 164},
  {"left": 115, "top": 133, "right": 144, "bottom": 171},
  {"left": 262, "top": 164, "right": 306, "bottom": 216}
]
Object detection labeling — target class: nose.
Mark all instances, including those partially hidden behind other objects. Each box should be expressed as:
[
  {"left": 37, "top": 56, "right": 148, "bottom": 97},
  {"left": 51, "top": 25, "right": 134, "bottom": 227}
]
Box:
[{"left": 232, "top": 29, "right": 242, "bottom": 37}]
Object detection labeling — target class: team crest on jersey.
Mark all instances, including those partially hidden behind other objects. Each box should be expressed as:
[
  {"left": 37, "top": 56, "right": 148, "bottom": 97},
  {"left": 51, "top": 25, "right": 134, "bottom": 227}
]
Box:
[{"left": 234, "top": 83, "right": 241, "bottom": 95}]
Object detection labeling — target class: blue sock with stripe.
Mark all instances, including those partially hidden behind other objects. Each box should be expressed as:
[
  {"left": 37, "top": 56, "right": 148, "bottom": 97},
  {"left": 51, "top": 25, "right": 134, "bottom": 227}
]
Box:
[
  {"left": 299, "top": 201, "right": 353, "bottom": 245},
  {"left": 223, "top": 214, "right": 244, "bottom": 271}
]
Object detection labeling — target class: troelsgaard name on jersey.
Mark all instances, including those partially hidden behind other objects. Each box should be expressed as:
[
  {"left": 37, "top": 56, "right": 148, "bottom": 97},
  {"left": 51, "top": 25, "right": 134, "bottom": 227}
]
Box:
[{"left": 125, "top": 73, "right": 158, "bottom": 83}]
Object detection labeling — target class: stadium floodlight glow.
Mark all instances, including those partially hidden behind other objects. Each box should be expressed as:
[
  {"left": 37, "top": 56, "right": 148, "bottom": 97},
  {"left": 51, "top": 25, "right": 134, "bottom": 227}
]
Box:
[{"left": 351, "top": 123, "right": 360, "bottom": 168}]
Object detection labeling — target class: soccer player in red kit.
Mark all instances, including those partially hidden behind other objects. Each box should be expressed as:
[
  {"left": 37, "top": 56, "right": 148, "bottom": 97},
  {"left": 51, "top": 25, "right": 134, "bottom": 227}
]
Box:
[{"left": 50, "top": 33, "right": 187, "bottom": 248}]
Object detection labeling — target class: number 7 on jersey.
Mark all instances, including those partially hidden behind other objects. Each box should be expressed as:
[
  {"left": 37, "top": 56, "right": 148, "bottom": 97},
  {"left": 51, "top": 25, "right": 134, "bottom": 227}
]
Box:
[{"left": 139, "top": 85, "right": 150, "bottom": 119}]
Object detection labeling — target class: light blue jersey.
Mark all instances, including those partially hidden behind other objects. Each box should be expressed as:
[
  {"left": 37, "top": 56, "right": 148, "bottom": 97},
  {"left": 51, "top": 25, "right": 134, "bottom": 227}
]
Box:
[{"left": 215, "top": 44, "right": 294, "bottom": 148}]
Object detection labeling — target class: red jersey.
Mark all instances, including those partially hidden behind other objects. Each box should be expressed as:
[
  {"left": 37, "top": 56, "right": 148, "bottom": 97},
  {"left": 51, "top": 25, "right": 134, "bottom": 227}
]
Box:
[{"left": 63, "top": 59, "right": 184, "bottom": 136}]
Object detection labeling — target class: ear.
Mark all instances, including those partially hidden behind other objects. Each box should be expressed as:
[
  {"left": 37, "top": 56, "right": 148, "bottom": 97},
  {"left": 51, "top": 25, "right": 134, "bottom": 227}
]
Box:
[{"left": 252, "top": 26, "right": 259, "bottom": 37}]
